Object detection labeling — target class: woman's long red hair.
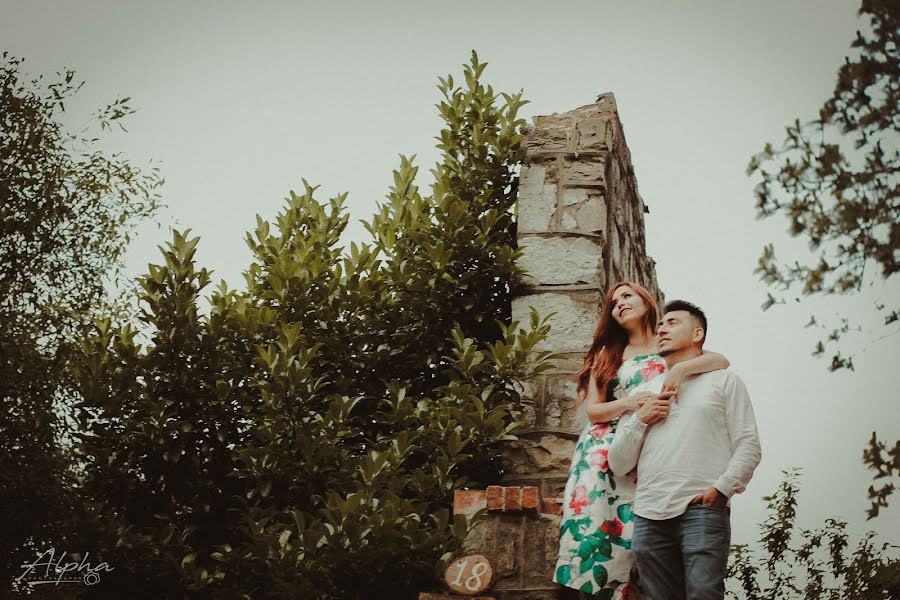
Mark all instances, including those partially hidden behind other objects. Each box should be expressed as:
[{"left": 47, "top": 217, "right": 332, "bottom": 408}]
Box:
[{"left": 575, "top": 281, "right": 659, "bottom": 404}]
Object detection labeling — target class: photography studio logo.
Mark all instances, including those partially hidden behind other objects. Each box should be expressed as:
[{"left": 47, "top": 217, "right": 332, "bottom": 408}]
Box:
[{"left": 16, "top": 548, "right": 114, "bottom": 587}]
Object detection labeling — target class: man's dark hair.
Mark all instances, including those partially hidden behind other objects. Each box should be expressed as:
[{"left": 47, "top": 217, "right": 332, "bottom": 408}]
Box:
[{"left": 664, "top": 299, "right": 708, "bottom": 345}]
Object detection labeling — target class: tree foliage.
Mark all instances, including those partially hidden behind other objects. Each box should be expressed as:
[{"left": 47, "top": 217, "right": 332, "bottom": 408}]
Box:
[
  {"left": 71, "top": 53, "right": 556, "bottom": 599},
  {"left": 748, "top": 0, "right": 899, "bottom": 371},
  {"left": 727, "top": 469, "right": 899, "bottom": 599},
  {"left": 862, "top": 432, "right": 900, "bottom": 520},
  {"left": 0, "top": 52, "right": 161, "bottom": 588}
]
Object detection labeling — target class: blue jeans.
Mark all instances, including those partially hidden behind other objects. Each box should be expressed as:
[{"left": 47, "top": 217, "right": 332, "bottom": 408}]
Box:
[{"left": 632, "top": 505, "right": 731, "bottom": 600}]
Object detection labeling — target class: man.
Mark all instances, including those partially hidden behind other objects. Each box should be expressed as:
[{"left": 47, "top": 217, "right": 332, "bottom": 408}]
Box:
[{"left": 608, "top": 300, "right": 761, "bottom": 600}]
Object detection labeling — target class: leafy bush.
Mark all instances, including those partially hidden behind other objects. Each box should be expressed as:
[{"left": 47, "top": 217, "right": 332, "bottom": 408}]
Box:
[
  {"left": 727, "top": 469, "right": 899, "bottom": 600},
  {"left": 74, "top": 53, "right": 557, "bottom": 599}
]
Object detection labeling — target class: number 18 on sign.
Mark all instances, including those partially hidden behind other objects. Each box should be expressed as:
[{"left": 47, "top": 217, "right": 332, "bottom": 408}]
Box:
[{"left": 444, "top": 553, "right": 494, "bottom": 596}]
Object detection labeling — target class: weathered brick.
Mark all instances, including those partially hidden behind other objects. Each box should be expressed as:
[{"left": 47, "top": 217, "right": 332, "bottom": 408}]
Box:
[
  {"left": 486, "top": 485, "right": 504, "bottom": 512},
  {"left": 503, "top": 486, "right": 522, "bottom": 512},
  {"left": 521, "top": 486, "right": 540, "bottom": 512},
  {"left": 453, "top": 489, "right": 486, "bottom": 517},
  {"left": 541, "top": 498, "right": 563, "bottom": 516}
]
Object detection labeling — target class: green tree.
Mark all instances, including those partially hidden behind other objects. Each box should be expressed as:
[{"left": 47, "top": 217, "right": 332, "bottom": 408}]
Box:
[
  {"left": 727, "top": 469, "right": 900, "bottom": 599},
  {"left": 747, "top": 0, "right": 899, "bottom": 522},
  {"left": 0, "top": 52, "right": 161, "bottom": 591},
  {"left": 74, "top": 53, "right": 555, "bottom": 599},
  {"left": 748, "top": 0, "right": 898, "bottom": 371},
  {"left": 862, "top": 433, "right": 899, "bottom": 520}
]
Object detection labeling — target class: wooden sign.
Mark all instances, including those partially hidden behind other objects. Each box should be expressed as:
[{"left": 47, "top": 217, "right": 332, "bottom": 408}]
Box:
[{"left": 443, "top": 553, "right": 494, "bottom": 596}]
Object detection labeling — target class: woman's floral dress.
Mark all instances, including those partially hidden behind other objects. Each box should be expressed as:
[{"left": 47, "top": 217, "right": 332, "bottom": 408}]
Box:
[{"left": 553, "top": 354, "right": 667, "bottom": 598}]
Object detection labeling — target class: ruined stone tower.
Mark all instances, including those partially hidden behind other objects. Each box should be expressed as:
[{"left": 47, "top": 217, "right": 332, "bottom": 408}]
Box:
[{"left": 442, "top": 93, "right": 662, "bottom": 599}]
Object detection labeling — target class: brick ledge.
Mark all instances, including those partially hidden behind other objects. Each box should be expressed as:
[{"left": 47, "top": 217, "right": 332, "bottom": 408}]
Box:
[{"left": 454, "top": 487, "right": 562, "bottom": 517}]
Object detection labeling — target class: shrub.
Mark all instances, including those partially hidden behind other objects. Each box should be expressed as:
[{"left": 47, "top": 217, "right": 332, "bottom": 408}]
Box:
[
  {"left": 74, "top": 53, "right": 557, "bottom": 599},
  {"left": 727, "top": 469, "right": 899, "bottom": 600}
]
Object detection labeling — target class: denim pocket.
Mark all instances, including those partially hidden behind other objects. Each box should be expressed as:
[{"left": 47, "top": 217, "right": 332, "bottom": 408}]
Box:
[{"left": 683, "top": 505, "right": 731, "bottom": 546}]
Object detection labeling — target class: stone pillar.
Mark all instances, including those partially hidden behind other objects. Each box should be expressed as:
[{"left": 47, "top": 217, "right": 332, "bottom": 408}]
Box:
[
  {"left": 456, "top": 93, "right": 662, "bottom": 599},
  {"left": 507, "top": 92, "right": 662, "bottom": 501}
]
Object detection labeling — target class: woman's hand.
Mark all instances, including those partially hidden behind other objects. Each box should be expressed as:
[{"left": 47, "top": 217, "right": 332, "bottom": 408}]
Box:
[
  {"left": 625, "top": 391, "right": 657, "bottom": 412},
  {"left": 661, "top": 363, "right": 686, "bottom": 399}
]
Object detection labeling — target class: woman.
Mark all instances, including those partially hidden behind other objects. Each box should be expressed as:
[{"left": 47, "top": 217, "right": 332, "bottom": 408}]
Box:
[{"left": 553, "top": 281, "right": 729, "bottom": 598}]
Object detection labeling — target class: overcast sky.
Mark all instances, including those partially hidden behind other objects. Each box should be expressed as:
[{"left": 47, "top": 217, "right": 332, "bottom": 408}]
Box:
[{"left": 4, "top": 0, "right": 898, "bottom": 549}]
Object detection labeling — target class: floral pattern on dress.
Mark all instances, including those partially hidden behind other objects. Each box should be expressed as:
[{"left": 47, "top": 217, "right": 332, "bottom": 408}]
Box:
[{"left": 553, "top": 354, "right": 666, "bottom": 598}]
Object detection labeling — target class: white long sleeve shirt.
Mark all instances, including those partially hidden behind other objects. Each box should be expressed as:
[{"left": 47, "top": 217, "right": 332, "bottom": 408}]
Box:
[{"left": 608, "top": 369, "right": 762, "bottom": 520}]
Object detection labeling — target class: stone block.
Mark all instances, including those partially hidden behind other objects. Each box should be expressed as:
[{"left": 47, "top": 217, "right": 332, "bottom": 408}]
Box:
[
  {"left": 557, "top": 187, "right": 607, "bottom": 236},
  {"left": 512, "top": 291, "right": 601, "bottom": 353},
  {"left": 543, "top": 374, "right": 587, "bottom": 433},
  {"left": 510, "top": 377, "right": 542, "bottom": 429},
  {"left": 510, "top": 377, "right": 543, "bottom": 402},
  {"left": 534, "top": 113, "right": 575, "bottom": 129},
  {"left": 542, "top": 476, "right": 569, "bottom": 502},
  {"left": 595, "top": 92, "right": 618, "bottom": 113},
  {"left": 502, "top": 434, "right": 576, "bottom": 476},
  {"left": 567, "top": 102, "right": 605, "bottom": 121},
  {"left": 510, "top": 395, "right": 538, "bottom": 430},
  {"left": 504, "top": 486, "right": 522, "bottom": 512},
  {"left": 522, "top": 514, "right": 563, "bottom": 588},
  {"left": 560, "top": 188, "right": 588, "bottom": 207},
  {"left": 562, "top": 156, "right": 606, "bottom": 185},
  {"left": 453, "top": 489, "right": 486, "bottom": 517},
  {"left": 576, "top": 117, "right": 610, "bottom": 152},
  {"left": 487, "top": 486, "right": 504, "bottom": 512},
  {"left": 522, "top": 125, "right": 570, "bottom": 154},
  {"left": 574, "top": 195, "right": 607, "bottom": 234},
  {"left": 518, "top": 235, "right": 604, "bottom": 286},
  {"left": 461, "top": 513, "right": 494, "bottom": 554},
  {"left": 463, "top": 514, "right": 524, "bottom": 587},
  {"left": 517, "top": 165, "right": 556, "bottom": 231}
]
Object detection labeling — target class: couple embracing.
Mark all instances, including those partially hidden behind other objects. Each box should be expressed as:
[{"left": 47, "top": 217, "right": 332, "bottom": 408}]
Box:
[{"left": 553, "top": 281, "right": 762, "bottom": 600}]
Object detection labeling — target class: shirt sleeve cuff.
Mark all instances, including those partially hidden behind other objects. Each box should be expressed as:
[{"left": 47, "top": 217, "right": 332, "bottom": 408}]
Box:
[{"left": 714, "top": 477, "right": 736, "bottom": 499}]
